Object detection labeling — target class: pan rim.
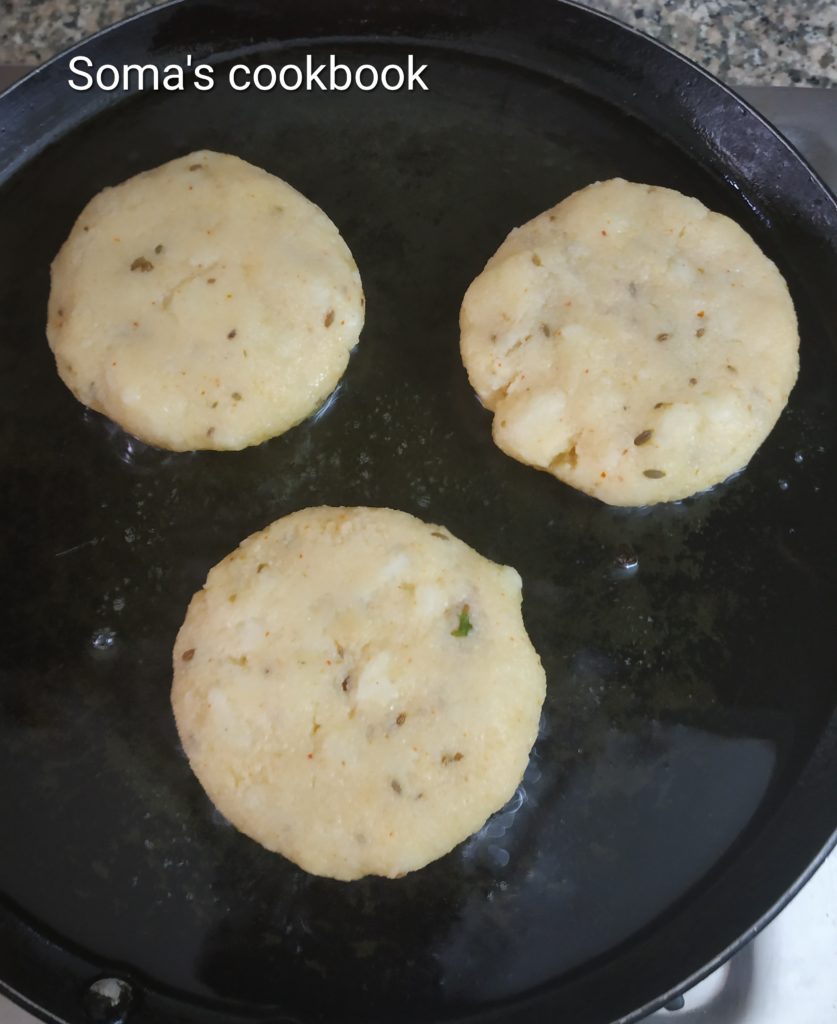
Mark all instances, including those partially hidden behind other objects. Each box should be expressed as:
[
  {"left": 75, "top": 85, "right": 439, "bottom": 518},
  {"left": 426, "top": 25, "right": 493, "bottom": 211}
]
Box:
[{"left": 1, "top": 2, "right": 836, "bottom": 1023}]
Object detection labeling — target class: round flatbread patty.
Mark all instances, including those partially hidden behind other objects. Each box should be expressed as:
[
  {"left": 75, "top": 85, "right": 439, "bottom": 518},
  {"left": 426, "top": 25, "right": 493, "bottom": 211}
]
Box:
[
  {"left": 460, "top": 178, "right": 799, "bottom": 505},
  {"left": 47, "top": 150, "right": 364, "bottom": 451},
  {"left": 172, "top": 506, "right": 546, "bottom": 880}
]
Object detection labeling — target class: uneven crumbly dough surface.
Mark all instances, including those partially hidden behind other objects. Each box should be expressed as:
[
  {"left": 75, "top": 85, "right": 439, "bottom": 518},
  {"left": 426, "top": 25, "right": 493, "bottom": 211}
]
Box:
[
  {"left": 47, "top": 150, "right": 364, "bottom": 451},
  {"left": 172, "top": 507, "right": 545, "bottom": 880},
  {"left": 460, "top": 178, "right": 799, "bottom": 505}
]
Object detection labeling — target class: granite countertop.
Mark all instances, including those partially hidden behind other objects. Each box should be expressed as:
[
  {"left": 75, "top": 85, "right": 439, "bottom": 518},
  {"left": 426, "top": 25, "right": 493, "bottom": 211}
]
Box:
[{"left": 0, "top": 0, "right": 835, "bottom": 87}]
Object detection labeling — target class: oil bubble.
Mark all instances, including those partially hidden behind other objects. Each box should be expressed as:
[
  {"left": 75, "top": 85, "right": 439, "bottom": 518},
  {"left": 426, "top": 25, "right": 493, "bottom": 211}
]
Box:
[
  {"left": 116, "top": 434, "right": 148, "bottom": 465},
  {"left": 614, "top": 546, "right": 639, "bottom": 572},
  {"left": 487, "top": 845, "right": 510, "bottom": 869},
  {"left": 91, "top": 627, "right": 117, "bottom": 652}
]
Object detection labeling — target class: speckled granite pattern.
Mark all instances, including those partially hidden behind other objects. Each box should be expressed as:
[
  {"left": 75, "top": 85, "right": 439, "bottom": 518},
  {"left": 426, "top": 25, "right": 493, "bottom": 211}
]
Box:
[{"left": 0, "top": 0, "right": 835, "bottom": 86}]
